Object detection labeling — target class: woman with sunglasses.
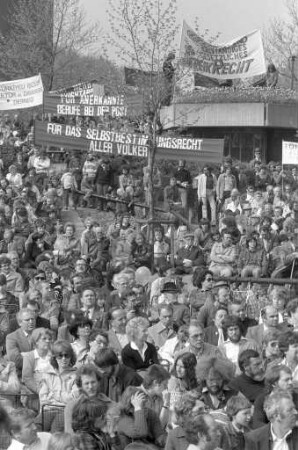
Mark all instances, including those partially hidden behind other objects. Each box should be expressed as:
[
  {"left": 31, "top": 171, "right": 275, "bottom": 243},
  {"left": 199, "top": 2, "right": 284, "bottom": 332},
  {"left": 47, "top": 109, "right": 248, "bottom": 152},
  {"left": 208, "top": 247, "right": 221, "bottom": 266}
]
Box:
[
  {"left": 38, "top": 340, "right": 79, "bottom": 432},
  {"left": 69, "top": 318, "right": 93, "bottom": 367}
]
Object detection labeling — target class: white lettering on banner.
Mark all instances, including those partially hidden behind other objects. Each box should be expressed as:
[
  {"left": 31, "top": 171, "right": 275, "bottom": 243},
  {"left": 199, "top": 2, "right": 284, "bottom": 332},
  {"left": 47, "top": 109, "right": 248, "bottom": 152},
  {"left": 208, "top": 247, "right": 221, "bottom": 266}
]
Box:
[
  {"left": 157, "top": 136, "right": 203, "bottom": 150},
  {"left": 179, "top": 21, "right": 266, "bottom": 80},
  {"left": 0, "top": 74, "right": 43, "bottom": 110},
  {"left": 282, "top": 141, "right": 298, "bottom": 165},
  {"left": 47, "top": 123, "right": 63, "bottom": 135}
]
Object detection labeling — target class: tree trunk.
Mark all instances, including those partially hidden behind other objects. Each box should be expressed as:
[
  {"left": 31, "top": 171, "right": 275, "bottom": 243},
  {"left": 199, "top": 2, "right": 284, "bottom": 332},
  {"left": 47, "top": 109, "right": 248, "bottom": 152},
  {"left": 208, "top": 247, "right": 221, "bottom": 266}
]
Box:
[{"left": 147, "top": 113, "right": 157, "bottom": 243}]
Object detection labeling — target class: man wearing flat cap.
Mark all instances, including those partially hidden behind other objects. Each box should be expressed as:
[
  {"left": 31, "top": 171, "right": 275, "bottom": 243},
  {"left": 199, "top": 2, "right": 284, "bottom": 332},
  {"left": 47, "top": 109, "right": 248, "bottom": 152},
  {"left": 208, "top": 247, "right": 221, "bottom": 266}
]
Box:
[{"left": 175, "top": 233, "right": 204, "bottom": 275}]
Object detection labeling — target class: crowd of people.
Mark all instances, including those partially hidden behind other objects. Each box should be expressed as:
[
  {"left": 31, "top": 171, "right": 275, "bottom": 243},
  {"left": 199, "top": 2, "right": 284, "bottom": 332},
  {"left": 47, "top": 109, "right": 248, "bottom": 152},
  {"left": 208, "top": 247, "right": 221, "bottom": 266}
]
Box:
[{"left": 0, "top": 112, "right": 298, "bottom": 449}]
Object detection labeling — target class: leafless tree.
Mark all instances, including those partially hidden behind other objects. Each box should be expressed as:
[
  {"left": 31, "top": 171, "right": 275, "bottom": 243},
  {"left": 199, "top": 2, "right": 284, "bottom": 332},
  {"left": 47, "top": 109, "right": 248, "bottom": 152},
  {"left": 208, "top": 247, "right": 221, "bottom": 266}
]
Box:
[
  {"left": 0, "top": 0, "right": 101, "bottom": 90},
  {"left": 264, "top": 0, "right": 298, "bottom": 88}
]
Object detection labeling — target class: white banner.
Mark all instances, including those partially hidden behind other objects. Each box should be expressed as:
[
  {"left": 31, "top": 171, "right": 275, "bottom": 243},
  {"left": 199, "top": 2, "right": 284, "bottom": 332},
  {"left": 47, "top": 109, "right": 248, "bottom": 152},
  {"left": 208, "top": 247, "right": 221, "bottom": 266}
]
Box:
[
  {"left": 0, "top": 74, "right": 43, "bottom": 110},
  {"left": 282, "top": 141, "right": 298, "bottom": 165},
  {"left": 179, "top": 21, "right": 266, "bottom": 80}
]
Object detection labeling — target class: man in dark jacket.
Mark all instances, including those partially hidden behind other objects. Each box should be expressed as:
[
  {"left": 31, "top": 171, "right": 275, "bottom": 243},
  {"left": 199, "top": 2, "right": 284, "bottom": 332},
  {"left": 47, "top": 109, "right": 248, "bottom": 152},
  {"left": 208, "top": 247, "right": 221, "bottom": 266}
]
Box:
[
  {"left": 175, "top": 233, "right": 204, "bottom": 274},
  {"left": 95, "top": 159, "right": 112, "bottom": 211},
  {"left": 245, "top": 390, "right": 298, "bottom": 449},
  {"left": 228, "top": 349, "right": 265, "bottom": 404},
  {"left": 94, "top": 348, "right": 142, "bottom": 402}
]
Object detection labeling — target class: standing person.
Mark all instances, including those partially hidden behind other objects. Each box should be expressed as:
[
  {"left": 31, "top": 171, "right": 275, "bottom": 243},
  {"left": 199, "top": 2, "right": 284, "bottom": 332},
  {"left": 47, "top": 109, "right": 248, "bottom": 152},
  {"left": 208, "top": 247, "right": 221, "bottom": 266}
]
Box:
[
  {"left": 217, "top": 164, "right": 237, "bottom": 207},
  {"left": 33, "top": 149, "right": 51, "bottom": 191},
  {"left": 197, "top": 166, "right": 217, "bottom": 225},
  {"left": 163, "top": 52, "right": 175, "bottom": 106},
  {"left": 95, "top": 159, "right": 112, "bottom": 211},
  {"left": 60, "top": 168, "right": 78, "bottom": 210},
  {"left": 174, "top": 160, "right": 192, "bottom": 217}
]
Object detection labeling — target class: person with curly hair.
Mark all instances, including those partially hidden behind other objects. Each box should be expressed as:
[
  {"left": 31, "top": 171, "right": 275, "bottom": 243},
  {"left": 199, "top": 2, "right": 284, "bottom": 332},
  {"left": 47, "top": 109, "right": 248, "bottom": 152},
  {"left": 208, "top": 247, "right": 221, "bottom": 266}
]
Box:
[{"left": 168, "top": 352, "right": 201, "bottom": 411}]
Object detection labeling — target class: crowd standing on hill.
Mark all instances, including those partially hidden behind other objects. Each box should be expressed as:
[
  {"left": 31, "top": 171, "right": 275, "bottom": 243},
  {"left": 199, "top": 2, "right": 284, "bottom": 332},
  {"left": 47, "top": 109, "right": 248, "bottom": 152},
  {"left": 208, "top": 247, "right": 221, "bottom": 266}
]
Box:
[{"left": 1, "top": 112, "right": 298, "bottom": 449}]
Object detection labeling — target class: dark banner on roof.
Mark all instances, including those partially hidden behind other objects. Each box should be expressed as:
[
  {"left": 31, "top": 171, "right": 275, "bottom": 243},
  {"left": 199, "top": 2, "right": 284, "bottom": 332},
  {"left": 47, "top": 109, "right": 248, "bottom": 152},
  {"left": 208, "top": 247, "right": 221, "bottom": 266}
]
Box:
[
  {"left": 49, "top": 80, "right": 104, "bottom": 96},
  {"left": 34, "top": 120, "right": 224, "bottom": 162}
]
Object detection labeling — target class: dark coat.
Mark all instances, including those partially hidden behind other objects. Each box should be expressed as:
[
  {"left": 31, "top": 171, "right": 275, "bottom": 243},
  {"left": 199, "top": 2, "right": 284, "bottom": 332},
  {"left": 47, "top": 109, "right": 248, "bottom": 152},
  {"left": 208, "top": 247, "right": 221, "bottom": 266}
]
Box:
[
  {"left": 121, "top": 342, "right": 159, "bottom": 371},
  {"left": 245, "top": 423, "right": 298, "bottom": 450},
  {"left": 175, "top": 245, "right": 205, "bottom": 268},
  {"left": 99, "top": 364, "right": 142, "bottom": 402},
  {"left": 228, "top": 373, "right": 265, "bottom": 404}
]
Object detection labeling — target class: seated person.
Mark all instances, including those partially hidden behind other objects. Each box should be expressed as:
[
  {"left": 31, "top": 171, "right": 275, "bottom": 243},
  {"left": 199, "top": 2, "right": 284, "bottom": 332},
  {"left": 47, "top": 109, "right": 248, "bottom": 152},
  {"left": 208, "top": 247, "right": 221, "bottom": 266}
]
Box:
[
  {"left": 197, "top": 356, "right": 236, "bottom": 411},
  {"left": 238, "top": 235, "right": 268, "bottom": 282},
  {"left": 121, "top": 317, "right": 159, "bottom": 372},
  {"left": 209, "top": 228, "right": 236, "bottom": 277},
  {"left": 225, "top": 395, "right": 252, "bottom": 449},
  {"left": 94, "top": 348, "right": 142, "bottom": 402},
  {"left": 24, "top": 232, "right": 52, "bottom": 268},
  {"left": 117, "top": 386, "right": 166, "bottom": 448},
  {"left": 7, "top": 408, "right": 51, "bottom": 450},
  {"left": 175, "top": 233, "right": 204, "bottom": 275},
  {"left": 38, "top": 340, "right": 79, "bottom": 432},
  {"left": 130, "top": 232, "right": 152, "bottom": 269}
]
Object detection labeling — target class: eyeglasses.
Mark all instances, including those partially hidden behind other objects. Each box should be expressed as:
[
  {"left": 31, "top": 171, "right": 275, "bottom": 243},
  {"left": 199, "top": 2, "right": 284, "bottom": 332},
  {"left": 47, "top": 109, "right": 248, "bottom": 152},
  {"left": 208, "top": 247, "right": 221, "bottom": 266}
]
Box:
[
  {"left": 205, "top": 277, "right": 213, "bottom": 282},
  {"left": 35, "top": 276, "right": 45, "bottom": 280},
  {"left": 268, "top": 341, "right": 279, "bottom": 348},
  {"left": 56, "top": 353, "right": 71, "bottom": 359}
]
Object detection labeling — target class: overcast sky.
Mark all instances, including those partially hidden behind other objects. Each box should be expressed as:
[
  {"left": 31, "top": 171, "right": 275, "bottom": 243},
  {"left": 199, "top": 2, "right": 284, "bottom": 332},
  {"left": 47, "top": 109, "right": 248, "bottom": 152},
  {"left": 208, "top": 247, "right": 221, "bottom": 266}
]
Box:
[{"left": 82, "top": 0, "right": 287, "bottom": 42}]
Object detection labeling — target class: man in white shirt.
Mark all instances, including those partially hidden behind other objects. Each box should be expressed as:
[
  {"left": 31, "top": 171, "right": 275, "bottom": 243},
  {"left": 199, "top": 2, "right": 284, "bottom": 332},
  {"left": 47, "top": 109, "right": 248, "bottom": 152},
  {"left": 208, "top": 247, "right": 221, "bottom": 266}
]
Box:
[
  {"left": 7, "top": 408, "right": 51, "bottom": 450},
  {"left": 221, "top": 316, "right": 259, "bottom": 374}
]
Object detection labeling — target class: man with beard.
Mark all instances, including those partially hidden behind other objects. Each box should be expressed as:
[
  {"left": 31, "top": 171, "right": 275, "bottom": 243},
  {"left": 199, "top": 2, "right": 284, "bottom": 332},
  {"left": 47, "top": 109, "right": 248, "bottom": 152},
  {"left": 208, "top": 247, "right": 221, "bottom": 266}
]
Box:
[
  {"left": 228, "top": 349, "right": 266, "bottom": 403},
  {"left": 221, "top": 316, "right": 259, "bottom": 374},
  {"left": 245, "top": 390, "right": 298, "bottom": 449}
]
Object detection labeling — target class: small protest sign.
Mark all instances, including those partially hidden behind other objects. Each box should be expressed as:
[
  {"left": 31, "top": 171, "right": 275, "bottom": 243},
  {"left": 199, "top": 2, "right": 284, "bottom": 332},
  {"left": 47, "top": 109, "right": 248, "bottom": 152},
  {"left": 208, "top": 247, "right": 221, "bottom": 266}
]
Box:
[{"left": 282, "top": 141, "right": 298, "bottom": 165}]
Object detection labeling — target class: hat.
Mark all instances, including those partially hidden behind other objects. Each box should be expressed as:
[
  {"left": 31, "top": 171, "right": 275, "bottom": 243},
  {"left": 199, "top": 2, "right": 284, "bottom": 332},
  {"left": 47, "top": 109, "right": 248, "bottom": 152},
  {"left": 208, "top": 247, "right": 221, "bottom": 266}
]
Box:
[{"left": 160, "top": 281, "right": 179, "bottom": 293}]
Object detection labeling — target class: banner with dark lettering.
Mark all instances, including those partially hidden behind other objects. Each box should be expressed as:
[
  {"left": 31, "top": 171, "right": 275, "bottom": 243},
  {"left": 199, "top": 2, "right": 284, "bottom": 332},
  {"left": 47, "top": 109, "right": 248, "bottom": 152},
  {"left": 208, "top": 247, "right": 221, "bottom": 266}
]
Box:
[
  {"left": 0, "top": 74, "right": 43, "bottom": 110},
  {"left": 179, "top": 21, "right": 266, "bottom": 80},
  {"left": 49, "top": 81, "right": 104, "bottom": 96},
  {"left": 34, "top": 121, "right": 224, "bottom": 162}
]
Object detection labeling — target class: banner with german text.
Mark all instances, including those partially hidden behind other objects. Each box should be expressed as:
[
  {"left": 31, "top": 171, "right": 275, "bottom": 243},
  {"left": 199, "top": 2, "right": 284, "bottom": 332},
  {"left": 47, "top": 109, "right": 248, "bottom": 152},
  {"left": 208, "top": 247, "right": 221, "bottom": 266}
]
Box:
[
  {"left": 0, "top": 74, "right": 43, "bottom": 110},
  {"left": 179, "top": 21, "right": 266, "bottom": 80},
  {"left": 34, "top": 121, "right": 224, "bottom": 163}
]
